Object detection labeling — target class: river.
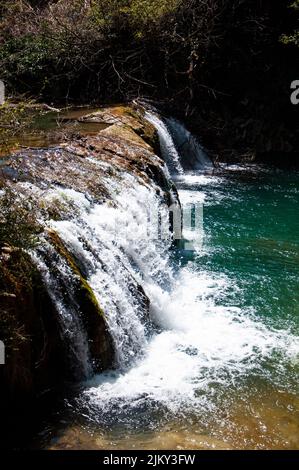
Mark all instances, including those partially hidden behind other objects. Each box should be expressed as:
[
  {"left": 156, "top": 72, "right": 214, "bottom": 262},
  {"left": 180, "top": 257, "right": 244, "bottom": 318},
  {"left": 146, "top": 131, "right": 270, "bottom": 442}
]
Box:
[{"left": 20, "top": 112, "right": 296, "bottom": 450}]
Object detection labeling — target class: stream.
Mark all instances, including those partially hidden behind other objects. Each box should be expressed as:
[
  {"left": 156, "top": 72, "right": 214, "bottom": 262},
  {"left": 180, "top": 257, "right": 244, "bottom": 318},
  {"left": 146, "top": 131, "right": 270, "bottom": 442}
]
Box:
[{"left": 23, "top": 112, "right": 298, "bottom": 450}]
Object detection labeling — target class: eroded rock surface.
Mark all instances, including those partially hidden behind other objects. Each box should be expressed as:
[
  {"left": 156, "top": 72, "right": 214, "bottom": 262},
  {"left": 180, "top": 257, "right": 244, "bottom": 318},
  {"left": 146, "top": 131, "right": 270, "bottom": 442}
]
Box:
[{"left": 0, "top": 105, "right": 174, "bottom": 413}]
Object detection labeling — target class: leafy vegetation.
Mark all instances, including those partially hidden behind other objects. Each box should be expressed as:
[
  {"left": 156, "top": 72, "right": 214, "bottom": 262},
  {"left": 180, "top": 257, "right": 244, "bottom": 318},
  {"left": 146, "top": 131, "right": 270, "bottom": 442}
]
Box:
[
  {"left": 0, "top": 189, "right": 40, "bottom": 367},
  {"left": 0, "top": 1, "right": 298, "bottom": 161},
  {"left": 0, "top": 250, "right": 32, "bottom": 360},
  {"left": 0, "top": 2, "right": 297, "bottom": 102},
  {"left": 0, "top": 1, "right": 232, "bottom": 100},
  {"left": 281, "top": 1, "right": 299, "bottom": 47},
  {"left": 0, "top": 101, "right": 35, "bottom": 153},
  {"left": 0, "top": 187, "right": 41, "bottom": 249}
]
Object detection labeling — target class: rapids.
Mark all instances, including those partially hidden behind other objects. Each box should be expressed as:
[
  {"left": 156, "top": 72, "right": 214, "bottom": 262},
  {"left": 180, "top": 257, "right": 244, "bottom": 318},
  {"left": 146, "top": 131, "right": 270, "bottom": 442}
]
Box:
[
  {"left": 42, "top": 113, "right": 299, "bottom": 449},
  {"left": 2, "top": 109, "right": 298, "bottom": 449}
]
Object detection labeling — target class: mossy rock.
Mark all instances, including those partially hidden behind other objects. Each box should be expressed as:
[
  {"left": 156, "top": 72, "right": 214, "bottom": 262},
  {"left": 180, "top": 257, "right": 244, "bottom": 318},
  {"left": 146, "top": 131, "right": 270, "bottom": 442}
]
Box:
[
  {"left": 81, "top": 104, "right": 159, "bottom": 151},
  {"left": 47, "top": 230, "right": 114, "bottom": 371},
  {"left": 101, "top": 123, "right": 152, "bottom": 150},
  {"left": 0, "top": 247, "right": 66, "bottom": 403},
  {"left": 110, "top": 105, "right": 159, "bottom": 152}
]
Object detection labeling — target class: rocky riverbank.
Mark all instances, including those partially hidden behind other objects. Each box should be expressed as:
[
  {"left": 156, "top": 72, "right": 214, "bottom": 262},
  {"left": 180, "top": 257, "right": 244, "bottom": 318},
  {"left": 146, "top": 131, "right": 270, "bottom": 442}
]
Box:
[{"left": 0, "top": 105, "right": 176, "bottom": 430}]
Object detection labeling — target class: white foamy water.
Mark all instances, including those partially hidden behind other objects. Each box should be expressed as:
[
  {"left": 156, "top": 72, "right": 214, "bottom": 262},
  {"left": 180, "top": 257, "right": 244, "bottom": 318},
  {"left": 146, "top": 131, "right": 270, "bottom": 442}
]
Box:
[
  {"left": 82, "top": 260, "right": 299, "bottom": 417},
  {"left": 76, "top": 115, "right": 298, "bottom": 419},
  {"left": 36, "top": 194, "right": 291, "bottom": 422},
  {"left": 178, "top": 189, "right": 206, "bottom": 205},
  {"left": 145, "top": 112, "right": 184, "bottom": 175},
  {"left": 164, "top": 117, "right": 213, "bottom": 171},
  {"left": 45, "top": 174, "right": 173, "bottom": 370},
  {"left": 11, "top": 114, "right": 298, "bottom": 425},
  {"left": 175, "top": 174, "right": 222, "bottom": 185}
]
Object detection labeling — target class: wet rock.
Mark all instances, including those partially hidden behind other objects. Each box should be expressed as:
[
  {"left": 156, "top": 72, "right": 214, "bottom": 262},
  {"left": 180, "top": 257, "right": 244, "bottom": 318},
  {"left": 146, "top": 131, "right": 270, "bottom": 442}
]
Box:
[
  {"left": 80, "top": 105, "right": 159, "bottom": 150},
  {"left": 0, "top": 249, "right": 66, "bottom": 404},
  {"left": 0, "top": 103, "right": 175, "bottom": 420},
  {"left": 101, "top": 123, "right": 152, "bottom": 150},
  {"left": 46, "top": 230, "right": 114, "bottom": 372}
]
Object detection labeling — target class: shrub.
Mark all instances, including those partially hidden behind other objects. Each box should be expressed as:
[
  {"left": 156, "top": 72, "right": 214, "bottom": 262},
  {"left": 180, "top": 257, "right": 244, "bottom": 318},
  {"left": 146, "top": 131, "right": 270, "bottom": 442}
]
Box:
[
  {"left": 0, "top": 187, "right": 41, "bottom": 250},
  {"left": 281, "top": 1, "right": 299, "bottom": 47}
]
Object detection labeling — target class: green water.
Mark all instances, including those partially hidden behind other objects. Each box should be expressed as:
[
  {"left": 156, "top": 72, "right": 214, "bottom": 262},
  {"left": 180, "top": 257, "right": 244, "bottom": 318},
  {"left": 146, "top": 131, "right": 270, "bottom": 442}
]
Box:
[
  {"left": 201, "top": 168, "right": 298, "bottom": 334},
  {"left": 178, "top": 167, "right": 299, "bottom": 335},
  {"left": 173, "top": 167, "right": 299, "bottom": 412},
  {"left": 0, "top": 107, "right": 108, "bottom": 156},
  {"left": 44, "top": 165, "right": 299, "bottom": 450},
  {"left": 31, "top": 165, "right": 299, "bottom": 450}
]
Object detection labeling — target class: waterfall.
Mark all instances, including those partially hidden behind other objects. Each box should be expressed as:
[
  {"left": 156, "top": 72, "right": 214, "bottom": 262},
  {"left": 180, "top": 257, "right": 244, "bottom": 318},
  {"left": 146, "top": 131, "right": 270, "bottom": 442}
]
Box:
[
  {"left": 75, "top": 113, "right": 298, "bottom": 424},
  {"left": 19, "top": 170, "right": 173, "bottom": 375},
  {"left": 145, "top": 111, "right": 212, "bottom": 174},
  {"left": 32, "top": 245, "right": 93, "bottom": 380},
  {"left": 47, "top": 176, "right": 172, "bottom": 370},
  {"left": 165, "top": 117, "right": 213, "bottom": 171},
  {"left": 144, "top": 112, "right": 184, "bottom": 175},
  {"left": 6, "top": 111, "right": 297, "bottom": 430}
]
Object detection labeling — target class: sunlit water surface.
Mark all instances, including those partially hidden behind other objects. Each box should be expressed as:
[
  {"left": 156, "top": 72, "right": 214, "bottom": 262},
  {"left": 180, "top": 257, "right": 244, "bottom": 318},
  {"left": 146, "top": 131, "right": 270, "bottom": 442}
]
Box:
[{"left": 39, "top": 165, "right": 299, "bottom": 450}]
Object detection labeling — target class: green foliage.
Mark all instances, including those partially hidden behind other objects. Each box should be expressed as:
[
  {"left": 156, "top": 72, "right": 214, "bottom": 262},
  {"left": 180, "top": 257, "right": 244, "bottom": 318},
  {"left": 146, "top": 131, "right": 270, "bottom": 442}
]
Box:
[
  {"left": 0, "top": 35, "right": 51, "bottom": 75},
  {"left": 0, "top": 0, "right": 297, "bottom": 152},
  {"left": 89, "top": 0, "right": 180, "bottom": 36},
  {"left": 281, "top": 1, "right": 299, "bottom": 47},
  {"left": 0, "top": 250, "right": 32, "bottom": 358},
  {"left": 281, "top": 31, "right": 299, "bottom": 47},
  {"left": 0, "top": 101, "right": 36, "bottom": 153},
  {"left": 0, "top": 188, "right": 41, "bottom": 249},
  {"left": 0, "top": 0, "right": 184, "bottom": 99},
  {"left": 290, "top": 0, "right": 299, "bottom": 8}
]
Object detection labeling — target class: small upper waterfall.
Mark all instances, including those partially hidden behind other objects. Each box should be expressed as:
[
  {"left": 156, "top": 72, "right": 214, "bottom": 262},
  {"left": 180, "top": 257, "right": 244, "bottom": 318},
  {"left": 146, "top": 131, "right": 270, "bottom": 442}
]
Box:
[
  {"left": 165, "top": 118, "right": 213, "bottom": 171},
  {"left": 145, "top": 112, "right": 184, "bottom": 175},
  {"left": 145, "top": 111, "right": 212, "bottom": 174}
]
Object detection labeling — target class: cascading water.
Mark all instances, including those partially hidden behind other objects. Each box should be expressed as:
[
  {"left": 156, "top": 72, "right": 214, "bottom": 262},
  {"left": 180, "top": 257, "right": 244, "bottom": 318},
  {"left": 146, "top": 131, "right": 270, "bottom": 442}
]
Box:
[
  {"left": 10, "top": 111, "right": 298, "bottom": 449},
  {"left": 17, "top": 177, "right": 170, "bottom": 376},
  {"left": 164, "top": 117, "right": 213, "bottom": 171},
  {"left": 33, "top": 243, "right": 92, "bottom": 380},
  {"left": 52, "top": 113, "right": 297, "bottom": 433},
  {"left": 47, "top": 177, "right": 172, "bottom": 370},
  {"left": 145, "top": 112, "right": 184, "bottom": 175},
  {"left": 145, "top": 111, "right": 213, "bottom": 174}
]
